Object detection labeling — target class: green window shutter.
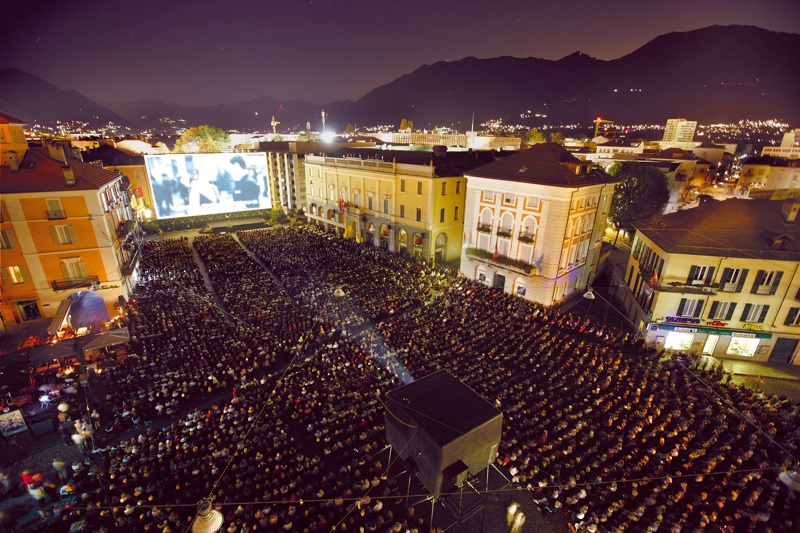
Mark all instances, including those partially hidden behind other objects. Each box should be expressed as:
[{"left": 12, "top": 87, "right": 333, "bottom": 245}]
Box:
[
  {"left": 677, "top": 298, "right": 686, "bottom": 316},
  {"left": 736, "top": 269, "right": 749, "bottom": 293},
  {"left": 61, "top": 262, "right": 71, "bottom": 278},
  {"left": 19, "top": 266, "right": 29, "bottom": 283},
  {"left": 67, "top": 226, "right": 77, "bottom": 244},
  {"left": 725, "top": 303, "right": 736, "bottom": 321},
  {"left": 687, "top": 266, "right": 698, "bottom": 284},
  {"left": 709, "top": 301, "right": 719, "bottom": 319},
  {"left": 751, "top": 270, "right": 764, "bottom": 294},
  {"left": 78, "top": 261, "right": 88, "bottom": 278},
  {"left": 741, "top": 304, "right": 752, "bottom": 321},
  {"left": 769, "top": 271, "right": 783, "bottom": 295},
  {"left": 693, "top": 300, "right": 704, "bottom": 318},
  {"left": 0, "top": 268, "right": 10, "bottom": 284},
  {"left": 705, "top": 266, "right": 715, "bottom": 284},
  {"left": 758, "top": 305, "right": 769, "bottom": 323},
  {"left": 50, "top": 226, "right": 59, "bottom": 244},
  {"left": 785, "top": 308, "right": 799, "bottom": 326}
]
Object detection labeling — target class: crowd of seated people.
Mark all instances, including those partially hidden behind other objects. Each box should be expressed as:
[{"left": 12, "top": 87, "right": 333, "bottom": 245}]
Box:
[{"left": 32, "top": 226, "right": 798, "bottom": 532}]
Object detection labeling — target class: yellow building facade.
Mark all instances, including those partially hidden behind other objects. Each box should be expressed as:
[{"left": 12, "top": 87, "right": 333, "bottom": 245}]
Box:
[
  {"left": 304, "top": 148, "right": 496, "bottom": 264},
  {"left": 621, "top": 197, "right": 800, "bottom": 364}
]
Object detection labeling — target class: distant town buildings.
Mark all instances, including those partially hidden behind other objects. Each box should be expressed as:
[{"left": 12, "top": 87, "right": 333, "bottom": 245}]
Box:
[
  {"left": 662, "top": 118, "right": 697, "bottom": 143},
  {"left": 460, "top": 143, "right": 620, "bottom": 305},
  {"left": 761, "top": 128, "right": 800, "bottom": 160}
]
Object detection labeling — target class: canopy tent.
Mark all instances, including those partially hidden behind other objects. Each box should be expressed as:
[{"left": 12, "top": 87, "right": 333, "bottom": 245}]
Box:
[
  {"left": 76, "top": 327, "right": 130, "bottom": 353},
  {"left": 27, "top": 339, "right": 78, "bottom": 367},
  {"left": 47, "top": 298, "right": 72, "bottom": 334},
  {"left": 0, "top": 351, "right": 33, "bottom": 395},
  {"left": 69, "top": 291, "right": 110, "bottom": 329}
]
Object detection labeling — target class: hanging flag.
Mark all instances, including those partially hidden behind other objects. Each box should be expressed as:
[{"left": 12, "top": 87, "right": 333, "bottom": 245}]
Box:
[{"left": 492, "top": 242, "right": 499, "bottom": 263}]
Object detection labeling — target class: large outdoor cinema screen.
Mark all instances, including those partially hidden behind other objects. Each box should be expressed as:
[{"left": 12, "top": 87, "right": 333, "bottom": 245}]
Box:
[{"left": 144, "top": 153, "right": 270, "bottom": 219}]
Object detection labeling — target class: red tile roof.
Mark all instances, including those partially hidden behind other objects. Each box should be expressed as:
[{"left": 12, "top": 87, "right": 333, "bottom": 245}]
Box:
[
  {"left": 467, "top": 142, "right": 621, "bottom": 187},
  {"left": 0, "top": 146, "right": 122, "bottom": 194},
  {"left": 633, "top": 198, "right": 800, "bottom": 261},
  {"left": 0, "top": 112, "right": 26, "bottom": 124}
]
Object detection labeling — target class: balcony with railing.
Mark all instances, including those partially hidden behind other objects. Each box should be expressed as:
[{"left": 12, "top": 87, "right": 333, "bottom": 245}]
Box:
[
  {"left": 496, "top": 226, "right": 513, "bottom": 238},
  {"left": 51, "top": 275, "right": 99, "bottom": 291},
  {"left": 121, "top": 245, "right": 142, "bottom": 277},
  {"left": 47, "top": 210, "right": 67, "bottom": 220},
  {"left": 518, "top": 231, "right": 535, "bottom": 243},
  {"left": 465, "top": 247, "right": 533, "bottom": 274},
  {"left": 476, "top": 223, "right": 492, "bottom": 233}
]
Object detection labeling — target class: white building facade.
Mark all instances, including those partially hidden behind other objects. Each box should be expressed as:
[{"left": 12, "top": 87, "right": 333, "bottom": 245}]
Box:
[{"left": 460, "top": 143, "right": 620, "bottom": 305}]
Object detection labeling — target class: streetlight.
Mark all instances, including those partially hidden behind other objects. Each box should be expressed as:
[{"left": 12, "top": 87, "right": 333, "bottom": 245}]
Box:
[
  {"left": 779, "top": 468, "right": 800, "bottom": 492},
  {"left": 191, "top": 498, "right": 223, "bottom": 533}
]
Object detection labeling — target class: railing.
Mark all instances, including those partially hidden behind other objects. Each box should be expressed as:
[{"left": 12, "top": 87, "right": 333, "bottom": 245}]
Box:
[
  {"left": 518, "top": 231, "right": 535, "bottom": 243},
  {"left": 465, "top": 247, "right": 533, "bottom": 273},
  {"left": 496, "top": 227, "right": 513, "bottom": 238},
  {"left": 47, "top": 210, "right": 67, "bottom": 220},
  {"left": 121, "top": 246, "right": 142, "bottom": 277},
  {"left": 476, "top": 223, "right": 492, "bottom": 233},
  {"left": 51, "top": 275, "right": 99, "bottom": 291}
]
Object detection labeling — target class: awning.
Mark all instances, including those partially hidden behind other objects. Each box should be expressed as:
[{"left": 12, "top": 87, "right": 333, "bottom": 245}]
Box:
[
  {"left": 76, "top": 327, "right": 130, "bottom": 353},
  {"left": 47, "top": 299, "right": 72, "bottom": 334}
]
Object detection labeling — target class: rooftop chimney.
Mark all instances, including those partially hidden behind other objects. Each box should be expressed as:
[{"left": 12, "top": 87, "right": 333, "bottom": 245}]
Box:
[
  {"left": 781, "top": 200, "right": 800, "bottom": 224},
  {"left": 6, "top": 150, "right": 19, "bottom": 171},
  {"left": 63, "top": 165, "right": 76, "bottom": 187},
  {"left": 47, "top": 141, "right": 67, "bottom": 164}
]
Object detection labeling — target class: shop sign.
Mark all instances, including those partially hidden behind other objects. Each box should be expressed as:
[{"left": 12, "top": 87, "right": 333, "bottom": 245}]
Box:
[
  {"left": 674, "top": 327, "right": 698, "bottom": 333},
  {"left": 664, "top": 316, "right": 701, "bottom": 324},
  {"left": 732, "top": 332, "right": 756, "bottom": 338},
  {"left": 706, "top": 320, "right": 727, "bottom": 327},
  {"left": 742, "top": 323, "right": 763, "bottom": 331}
]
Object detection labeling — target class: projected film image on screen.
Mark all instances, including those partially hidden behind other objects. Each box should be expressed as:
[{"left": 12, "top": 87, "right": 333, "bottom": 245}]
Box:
[{"left": 144, "top": 153, "right": 270, "bottom": 219}]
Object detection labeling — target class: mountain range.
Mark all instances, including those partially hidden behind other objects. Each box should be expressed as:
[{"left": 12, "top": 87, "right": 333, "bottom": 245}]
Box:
[{"left": 1, "top": 25, "right": 797, "bottom": 133}]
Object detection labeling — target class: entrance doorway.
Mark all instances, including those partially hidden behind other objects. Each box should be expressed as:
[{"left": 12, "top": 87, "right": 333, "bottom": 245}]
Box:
[
  {"left": 770, "top": 337, "right": 798, "bottom": 364},
  {"left": 17, "top": 300, "right": 41, "bottom": 321},
  {"left": 702, "top": 335, "right": 719, "bottom": 355},
  {"left": 493, "top": 273, "right": 505, "bottom": 290}
]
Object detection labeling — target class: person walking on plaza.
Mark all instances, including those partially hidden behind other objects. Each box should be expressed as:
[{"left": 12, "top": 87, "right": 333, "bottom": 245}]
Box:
[{"left": 52, "top": 458, "right": 68, "bottom": 480}]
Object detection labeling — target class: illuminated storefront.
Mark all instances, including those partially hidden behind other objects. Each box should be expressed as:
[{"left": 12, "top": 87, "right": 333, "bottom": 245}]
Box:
[{"left": 651, "top": 323, "right": 772, "bottom": 358}]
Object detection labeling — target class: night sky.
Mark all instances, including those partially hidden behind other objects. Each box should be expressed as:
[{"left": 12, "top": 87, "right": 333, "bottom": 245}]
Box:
[{"left": 2, "top": 0, "right": 798, "bottom": 108}]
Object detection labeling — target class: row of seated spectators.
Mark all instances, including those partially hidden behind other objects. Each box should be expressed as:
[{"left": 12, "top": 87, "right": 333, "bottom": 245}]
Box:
[{"left": 45, "top": 227, "right": 798, "bottom": 533}]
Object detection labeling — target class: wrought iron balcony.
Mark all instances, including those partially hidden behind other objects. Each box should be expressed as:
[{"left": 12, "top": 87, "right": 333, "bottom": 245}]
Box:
[
  {"left": 476, "top": 223, "right": 492, "bottom": 233},
  {"left": 47, "top": 210, "right": 67, "bottom": 220},
  {"left": 518, "top": 231, "right": 535, "bottom": 243},
  {"left": 121, "top": 246, "right": 142, "bottom": 277},
  {"left": 51, "top": 275, "right": 99, "bottom": 291},
  {"left": 496, "top": 226, "right": 513, "bottom": 238}
]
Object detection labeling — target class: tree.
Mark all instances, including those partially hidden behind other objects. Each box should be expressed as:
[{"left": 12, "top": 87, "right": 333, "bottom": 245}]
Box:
[
  {"left": 522, "top": 128, "right": 546, "bottom": 147},
  {"left": 549, "top": 131, "right": 565, "bottom": 145},
  {"left": 399, "top": 118, "right": 413, "bottom": 132},
  {"left": 608, "top": 162, "right": 670, "bottom": 231},
  {"left": 344, "top": 123, "right": 355, "bottom": 134},
  {"left": 173, "top": 125, "right": 231, "bottom": 153}
]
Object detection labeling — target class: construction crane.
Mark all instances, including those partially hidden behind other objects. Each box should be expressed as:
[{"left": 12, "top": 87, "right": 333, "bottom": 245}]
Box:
[{"left": 593, "top": 117, "right": 614, "bottom": 138}]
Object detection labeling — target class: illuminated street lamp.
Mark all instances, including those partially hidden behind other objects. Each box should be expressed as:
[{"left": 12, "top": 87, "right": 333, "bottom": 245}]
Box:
[
  {"left": 779, "top": 468, "right": 800, "bottom": 492},
  {"left": 191, "top": 498, "right": 223, "bottom": 533}
]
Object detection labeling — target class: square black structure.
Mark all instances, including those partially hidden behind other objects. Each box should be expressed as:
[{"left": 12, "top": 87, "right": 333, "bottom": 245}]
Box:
[{"left": 385, "top": 369, "right": 503, "bottom": 496}]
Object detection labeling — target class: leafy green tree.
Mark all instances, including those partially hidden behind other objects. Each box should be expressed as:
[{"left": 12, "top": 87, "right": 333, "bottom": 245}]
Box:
[
  {"left": 399, "top": 118, "right": 413, "bottom": 132},
  {"left": 608, "top": 162, "right": 670, "bottom": 231},
  {"left": 522, "top": 128, "right": 546, "bottom": 147},
  {"left": 549, "top": 131, "right": 565, "bottom": 145},
  {"left": 173, "top": 125, "right": 231, "bottom": 153}
]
